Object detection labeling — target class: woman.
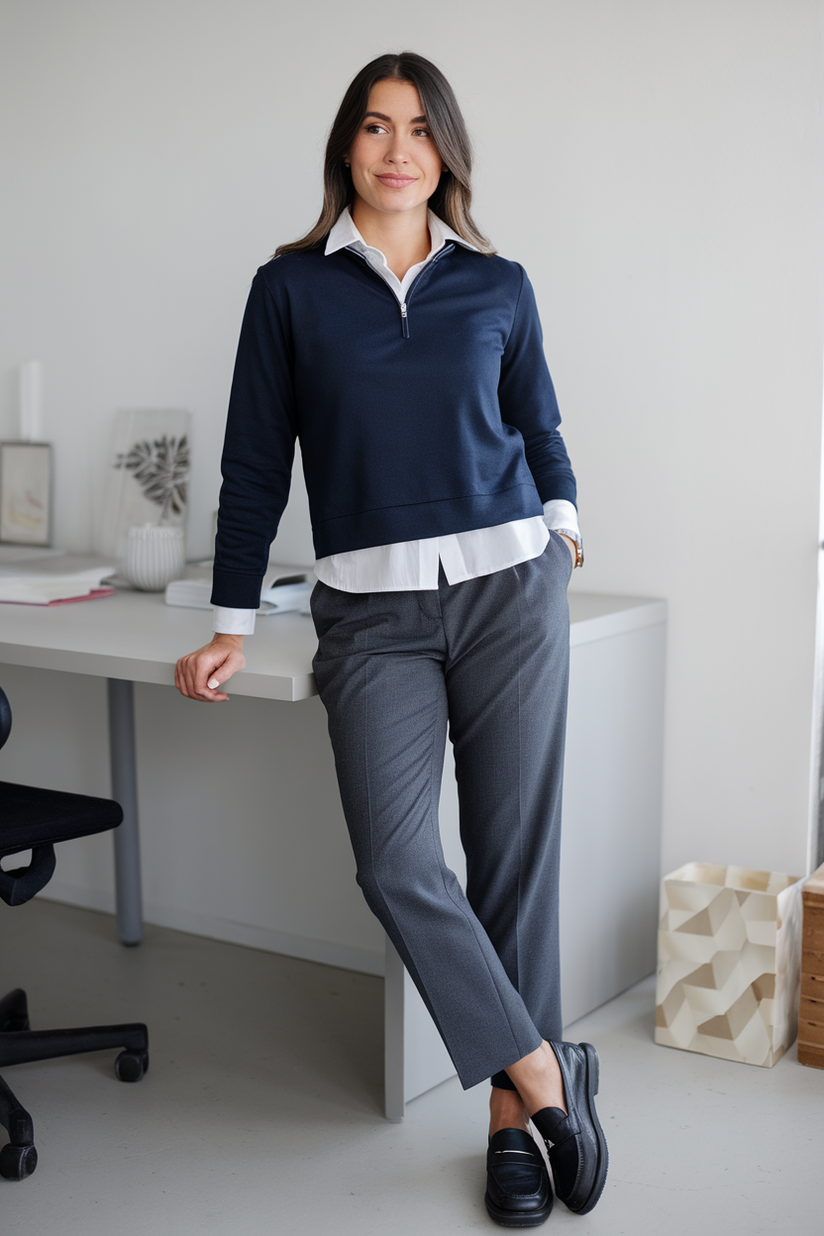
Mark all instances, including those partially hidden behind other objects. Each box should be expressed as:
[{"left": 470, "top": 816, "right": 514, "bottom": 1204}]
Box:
[{"left": 175, "top": 51, "right": 607, "bottom": 1227}]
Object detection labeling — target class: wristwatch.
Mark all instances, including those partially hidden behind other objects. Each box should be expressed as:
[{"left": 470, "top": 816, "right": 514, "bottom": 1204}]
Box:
[{"left": 555, "top": 528, "right": 584, "bottom": 569}]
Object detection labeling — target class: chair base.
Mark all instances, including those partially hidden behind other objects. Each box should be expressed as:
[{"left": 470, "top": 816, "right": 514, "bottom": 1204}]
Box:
[{"left": 0, "top": 988, "right": 148, "bottom": 1181}]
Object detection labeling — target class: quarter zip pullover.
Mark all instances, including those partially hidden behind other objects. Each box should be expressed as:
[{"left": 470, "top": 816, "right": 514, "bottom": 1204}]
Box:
[{"left": 212, "top": 230, "right": 576, "bottom": 610}]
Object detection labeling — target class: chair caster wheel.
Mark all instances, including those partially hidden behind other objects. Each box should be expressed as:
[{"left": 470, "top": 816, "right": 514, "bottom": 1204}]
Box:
[
  {"left": 0, "top": 1143, "right": 38, "bottom": 1180},
  {"left": 115, "top": 1049, "right": 149, "bottom": 1082}
]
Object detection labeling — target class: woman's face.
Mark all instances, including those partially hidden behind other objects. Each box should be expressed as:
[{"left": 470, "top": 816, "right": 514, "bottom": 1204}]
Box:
[{"left": 347, "top": 79, "right": 443, "bottom": 222}]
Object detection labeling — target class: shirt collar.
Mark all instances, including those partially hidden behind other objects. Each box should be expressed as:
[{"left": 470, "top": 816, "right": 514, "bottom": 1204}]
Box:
[{"left": 324, "top": 207, "right": 477, "bottom": 258}]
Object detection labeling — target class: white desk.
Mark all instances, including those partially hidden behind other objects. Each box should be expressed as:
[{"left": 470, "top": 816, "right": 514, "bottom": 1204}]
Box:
[
  {"left": 0, "top": 590, "right": 317, "bottom": 950},
  {"left": 0, "top": 586, "right": 666, "bottom": 1119}
]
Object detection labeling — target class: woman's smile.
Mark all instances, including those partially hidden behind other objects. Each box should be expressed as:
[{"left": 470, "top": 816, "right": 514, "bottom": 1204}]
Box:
[{"left": 375, "top": 173, "right": 417, "bottom": 188}]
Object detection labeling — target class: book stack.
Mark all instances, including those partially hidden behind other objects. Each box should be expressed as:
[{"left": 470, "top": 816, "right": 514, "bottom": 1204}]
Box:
[{"left": 0, "top": 548, "right": 116, "bottom": 606}]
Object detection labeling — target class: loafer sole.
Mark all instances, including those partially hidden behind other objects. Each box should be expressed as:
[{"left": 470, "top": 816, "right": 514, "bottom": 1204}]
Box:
[
  {"left": 484, "top": 1190, "right": 553, "bottom": 1228},
  {"left": 565, "top": 1042, "right": 608, "bottom": 1214}
]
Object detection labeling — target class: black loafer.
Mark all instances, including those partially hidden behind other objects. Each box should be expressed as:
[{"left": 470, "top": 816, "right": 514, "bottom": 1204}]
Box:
[
  {"left": 530, "top": 1041, "right": 608, "bottom": 1215},
  {"left": 484, "top": 1127, "right": 553, "bottom": 1228}
]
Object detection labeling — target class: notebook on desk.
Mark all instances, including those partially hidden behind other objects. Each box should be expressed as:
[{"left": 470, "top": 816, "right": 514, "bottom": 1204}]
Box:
[{"left": 0, "top": 550, "right": 117, "bottom": 606}]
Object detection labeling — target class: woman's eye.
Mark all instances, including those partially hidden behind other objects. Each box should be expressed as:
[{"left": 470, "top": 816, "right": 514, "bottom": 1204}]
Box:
[
  {"left": 365, "top": 123, "right": 387, "bottom": 134},
  {"left": 413, "top": 128, "right": 431, "bottom": 138}
]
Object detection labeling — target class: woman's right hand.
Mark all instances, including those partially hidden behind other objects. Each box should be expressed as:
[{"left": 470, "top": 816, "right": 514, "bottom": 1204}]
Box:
[{"left": 174, "top": 633, "right": 246, "bottom": 702}]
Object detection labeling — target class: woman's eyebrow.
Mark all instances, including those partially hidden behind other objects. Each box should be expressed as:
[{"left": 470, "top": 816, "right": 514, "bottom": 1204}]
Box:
[{"left": 364, "top": 111, "right": 428, "bottom": 124}]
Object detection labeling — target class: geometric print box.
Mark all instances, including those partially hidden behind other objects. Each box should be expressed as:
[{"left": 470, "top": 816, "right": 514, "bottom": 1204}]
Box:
[{"left": 655, "top": 863, "right": 803, "bottom": 1067}]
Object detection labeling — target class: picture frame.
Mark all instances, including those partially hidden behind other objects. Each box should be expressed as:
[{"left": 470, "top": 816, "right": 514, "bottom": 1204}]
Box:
[{"left": 0, "top": 442, "right": 52, "bottom": 546}]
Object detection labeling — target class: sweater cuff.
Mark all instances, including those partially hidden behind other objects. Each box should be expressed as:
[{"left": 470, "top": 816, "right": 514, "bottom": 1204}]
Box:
[{"left": 211, "top": 567, "right": 264, "bottom": 609}]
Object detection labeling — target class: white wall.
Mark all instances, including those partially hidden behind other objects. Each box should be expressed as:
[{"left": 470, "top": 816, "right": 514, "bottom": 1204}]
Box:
[{"left": 2, "top": 1, "right": 822, "bottom": 898}]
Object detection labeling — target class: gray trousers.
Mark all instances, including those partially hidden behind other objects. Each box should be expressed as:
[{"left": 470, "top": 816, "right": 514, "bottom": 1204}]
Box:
[{"left": 311, "top": 534, "right": 572, "bottom": 1090}]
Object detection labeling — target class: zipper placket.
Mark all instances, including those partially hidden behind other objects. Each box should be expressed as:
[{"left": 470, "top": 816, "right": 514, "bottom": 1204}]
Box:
[{"left": 344, "top": 243, "right": 455, "bottom": 338}]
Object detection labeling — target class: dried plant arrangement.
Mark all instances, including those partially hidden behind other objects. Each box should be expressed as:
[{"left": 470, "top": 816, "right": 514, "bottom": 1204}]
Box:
[{"left": 115, "top": 434, "right": 189, "bottom": 522}]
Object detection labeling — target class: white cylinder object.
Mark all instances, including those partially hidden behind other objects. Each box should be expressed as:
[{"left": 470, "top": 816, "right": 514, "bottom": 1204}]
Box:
[
  {"left": 19, "top": 360, "right": 44, "bottom": 441},
  {"left": 123, "top": 524, "right": 186, "bottom": 592}
]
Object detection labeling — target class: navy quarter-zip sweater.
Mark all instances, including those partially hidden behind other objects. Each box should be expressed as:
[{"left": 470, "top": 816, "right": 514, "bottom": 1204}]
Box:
[{"left": 211, "top": 241, "right": 577, "bottom": 609}]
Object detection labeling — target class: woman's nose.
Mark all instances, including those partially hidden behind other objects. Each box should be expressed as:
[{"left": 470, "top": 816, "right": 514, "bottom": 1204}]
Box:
[{"left": 386, "top": 139, "right": 410, "bottom": 164}]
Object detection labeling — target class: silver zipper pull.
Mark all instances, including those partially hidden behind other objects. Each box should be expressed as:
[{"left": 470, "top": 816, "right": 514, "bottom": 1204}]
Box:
[{"left": 400, "top": 301, "right": 407, "bottom": 317}]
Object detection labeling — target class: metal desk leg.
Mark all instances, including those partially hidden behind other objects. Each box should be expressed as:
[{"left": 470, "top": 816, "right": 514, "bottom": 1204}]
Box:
[{"left": 107, "top": 678, "right": 143, "bottom": 946}]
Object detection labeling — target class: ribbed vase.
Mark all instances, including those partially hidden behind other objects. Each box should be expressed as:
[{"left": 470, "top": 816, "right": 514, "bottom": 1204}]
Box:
[{"left": 124, "top": 524, "right": 185, "bottom": 592}]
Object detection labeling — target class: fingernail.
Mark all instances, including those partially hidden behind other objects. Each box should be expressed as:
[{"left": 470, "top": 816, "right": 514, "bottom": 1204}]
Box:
[{"left": 208, "top": 678, "right": 220, "bottom": 690}]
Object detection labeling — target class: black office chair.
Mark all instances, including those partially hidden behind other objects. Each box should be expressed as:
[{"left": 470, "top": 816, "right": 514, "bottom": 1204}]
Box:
[{"left": 0, "top": 685, "right": 149, "bottom": 1181}]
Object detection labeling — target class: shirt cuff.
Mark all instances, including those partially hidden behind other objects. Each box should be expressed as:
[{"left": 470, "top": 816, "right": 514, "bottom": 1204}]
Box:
[
  {"left": 542, "top": 498, "right": 580, "bottom": 539},
  {"left": 213, "top": 606, "right": 256, "bottom": 636}
]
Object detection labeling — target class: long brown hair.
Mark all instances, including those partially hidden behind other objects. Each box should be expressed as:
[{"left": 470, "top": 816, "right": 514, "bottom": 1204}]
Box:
[{"left": 274, "top": 52, "right": 494, "bottom": 257}]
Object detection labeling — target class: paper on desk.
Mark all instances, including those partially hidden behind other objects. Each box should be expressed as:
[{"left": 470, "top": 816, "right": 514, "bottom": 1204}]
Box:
[
  {"left": 258, "top": 580, "right": 314, "bottom": 613},
  {"left": 165, "top": 563, "right": 312, "bottom": 615},
  {"left": 0, "top": 554, "right": 116, "bottom": 605},
  {"left": 1, "top": 587, "right": 116, "bottom": 607}
]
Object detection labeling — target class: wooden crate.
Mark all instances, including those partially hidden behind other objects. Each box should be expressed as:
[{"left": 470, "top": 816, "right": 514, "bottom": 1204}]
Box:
[{"left": 798, "top": 860, "right": 824, "bottom": 1068}]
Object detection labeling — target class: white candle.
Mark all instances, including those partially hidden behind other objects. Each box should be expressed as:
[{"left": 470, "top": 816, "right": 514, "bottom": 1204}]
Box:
[{"left": 20, "top": 360, "right": 44, "bottom": 441}]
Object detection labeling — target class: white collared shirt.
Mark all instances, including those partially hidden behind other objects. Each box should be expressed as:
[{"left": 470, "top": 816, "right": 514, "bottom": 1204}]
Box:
[{"left": 214, "top": 209, "right": 579, "bottom": 634}]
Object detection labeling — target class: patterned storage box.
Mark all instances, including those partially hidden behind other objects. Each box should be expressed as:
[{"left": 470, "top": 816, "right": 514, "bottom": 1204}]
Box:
[{"left": 655, "top": 862, "right": 803, "bottom": 1067}]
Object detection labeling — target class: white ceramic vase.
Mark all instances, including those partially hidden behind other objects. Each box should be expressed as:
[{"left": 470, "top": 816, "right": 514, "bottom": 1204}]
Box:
[{"left": 124, "top": 524, "right": 185, "bottom": 592}]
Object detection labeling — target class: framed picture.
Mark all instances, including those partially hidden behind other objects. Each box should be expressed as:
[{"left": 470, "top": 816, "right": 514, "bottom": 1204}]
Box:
[{"left": 0, "top": 442, "right": 51, "bottom": 546}]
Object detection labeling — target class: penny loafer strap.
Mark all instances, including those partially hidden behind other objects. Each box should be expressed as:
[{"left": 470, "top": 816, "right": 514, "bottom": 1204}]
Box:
[
  {"left": 488, "top": 1146, "right": 543, "bottom": 1168},
  {"left": 532, "top": 1107, "right": 581, "bottom": 1146},
  {"left": 487, "top": 1127, "right": 545, "bottom": 1163}
]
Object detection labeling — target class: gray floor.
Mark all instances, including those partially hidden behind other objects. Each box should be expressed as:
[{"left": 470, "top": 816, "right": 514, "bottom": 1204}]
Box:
[{"left": 1, "top": 900, "right": 820, "bottom": 1236}]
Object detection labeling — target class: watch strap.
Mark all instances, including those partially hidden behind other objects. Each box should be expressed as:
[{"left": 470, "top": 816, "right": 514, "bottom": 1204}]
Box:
[{"left": 554, "top": 528, "right": 584, "bottom": 568}]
